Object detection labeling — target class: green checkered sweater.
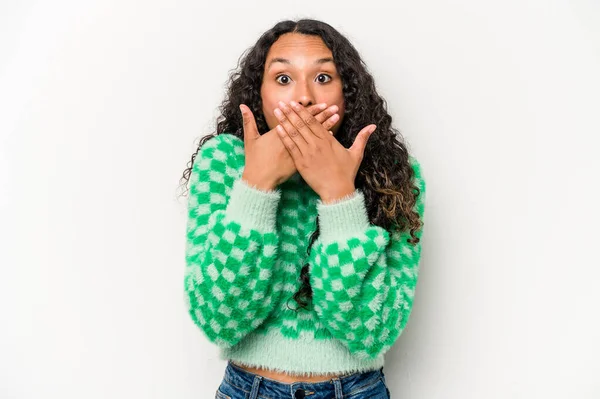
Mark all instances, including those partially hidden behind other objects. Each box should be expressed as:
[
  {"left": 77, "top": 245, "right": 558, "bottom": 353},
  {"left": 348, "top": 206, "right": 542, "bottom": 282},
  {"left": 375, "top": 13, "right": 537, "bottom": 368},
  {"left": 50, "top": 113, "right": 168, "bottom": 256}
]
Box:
[{"left": 184, "top": 133, "right": 426, "bottom": 377}]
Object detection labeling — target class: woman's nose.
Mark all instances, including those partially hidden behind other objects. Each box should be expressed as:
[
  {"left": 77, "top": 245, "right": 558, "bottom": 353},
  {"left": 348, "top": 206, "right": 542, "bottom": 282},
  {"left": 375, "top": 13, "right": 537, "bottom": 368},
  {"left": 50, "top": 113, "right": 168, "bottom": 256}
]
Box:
[
  {"left": 297, "top": 97, "right": 314, "bottom": 107},
  {"left": 296, "top": 82, "right": 315, "bottom": 107}
]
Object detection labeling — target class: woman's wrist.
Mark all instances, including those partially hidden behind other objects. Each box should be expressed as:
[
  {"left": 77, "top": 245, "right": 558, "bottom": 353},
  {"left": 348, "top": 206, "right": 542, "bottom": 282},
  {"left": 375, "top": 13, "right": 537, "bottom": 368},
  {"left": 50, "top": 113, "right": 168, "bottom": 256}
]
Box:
[
  {"left": 319, "top": 185, "right": 356, "bottom": 204},
  {"left": 241, "top": 172, "right": 277, "bottom": 192}
]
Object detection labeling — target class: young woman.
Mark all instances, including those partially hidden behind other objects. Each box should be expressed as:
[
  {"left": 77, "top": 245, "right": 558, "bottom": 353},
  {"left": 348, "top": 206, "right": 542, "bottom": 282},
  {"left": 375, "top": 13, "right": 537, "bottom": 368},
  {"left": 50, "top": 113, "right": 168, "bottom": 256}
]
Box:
[{"left": 180, "top": 18, "right": 426, "bottom": 399}]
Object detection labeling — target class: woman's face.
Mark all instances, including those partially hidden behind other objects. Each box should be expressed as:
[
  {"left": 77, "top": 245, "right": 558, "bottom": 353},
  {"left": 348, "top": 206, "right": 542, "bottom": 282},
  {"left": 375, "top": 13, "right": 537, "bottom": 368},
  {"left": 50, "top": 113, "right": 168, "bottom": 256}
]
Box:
[{"left": 261, "top": 33, "right": 345, "bottom": 135}]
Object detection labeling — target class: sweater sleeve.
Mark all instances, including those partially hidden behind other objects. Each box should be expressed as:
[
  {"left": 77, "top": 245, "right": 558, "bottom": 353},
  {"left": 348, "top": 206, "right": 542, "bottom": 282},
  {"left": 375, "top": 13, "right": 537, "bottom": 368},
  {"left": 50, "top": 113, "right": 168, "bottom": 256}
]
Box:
[
  {"left": 183, "top": 134, "right": 284, "bottom": 349},
  {"left": 308, "top": 156, "right": 426, "bottom": 360}
]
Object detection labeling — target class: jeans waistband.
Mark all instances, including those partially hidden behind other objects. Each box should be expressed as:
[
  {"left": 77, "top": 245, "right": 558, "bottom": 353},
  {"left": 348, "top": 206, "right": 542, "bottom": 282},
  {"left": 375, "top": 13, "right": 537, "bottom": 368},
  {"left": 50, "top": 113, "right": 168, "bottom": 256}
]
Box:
[{"left": 223, "top": 360, "right": 384, "bottom": 398}]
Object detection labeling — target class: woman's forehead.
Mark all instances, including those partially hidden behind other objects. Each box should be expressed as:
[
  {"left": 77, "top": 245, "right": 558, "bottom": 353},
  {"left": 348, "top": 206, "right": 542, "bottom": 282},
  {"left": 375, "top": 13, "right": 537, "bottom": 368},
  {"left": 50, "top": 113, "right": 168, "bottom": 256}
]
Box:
[{"left": 267, "top": 33, "right": 332, "bottom": 60}]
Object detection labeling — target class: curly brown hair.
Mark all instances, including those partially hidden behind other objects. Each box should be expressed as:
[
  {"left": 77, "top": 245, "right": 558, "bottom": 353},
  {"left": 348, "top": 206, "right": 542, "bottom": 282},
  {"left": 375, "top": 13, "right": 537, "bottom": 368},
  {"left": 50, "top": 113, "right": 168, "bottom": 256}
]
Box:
[{"left": 179, "top": 18, "right": 424, "bottom": 312}]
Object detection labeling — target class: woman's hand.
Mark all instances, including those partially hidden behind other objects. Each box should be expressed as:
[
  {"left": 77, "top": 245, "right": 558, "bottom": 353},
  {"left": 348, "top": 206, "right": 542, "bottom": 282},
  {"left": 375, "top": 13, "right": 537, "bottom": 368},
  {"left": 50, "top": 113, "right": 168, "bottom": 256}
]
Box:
[
  {"left": 273, "top": 100, "right": 376, "bottom": 203},
  {"left": 239, "top": 103, "right": 340, "bottom": 191}
]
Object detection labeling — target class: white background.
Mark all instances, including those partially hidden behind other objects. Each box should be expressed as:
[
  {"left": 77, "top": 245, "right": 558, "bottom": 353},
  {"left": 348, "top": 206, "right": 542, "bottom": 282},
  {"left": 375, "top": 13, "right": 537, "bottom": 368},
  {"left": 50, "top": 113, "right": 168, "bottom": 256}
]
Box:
[{"left": 1, "top": 0, "right": 599, "bottom": 398}]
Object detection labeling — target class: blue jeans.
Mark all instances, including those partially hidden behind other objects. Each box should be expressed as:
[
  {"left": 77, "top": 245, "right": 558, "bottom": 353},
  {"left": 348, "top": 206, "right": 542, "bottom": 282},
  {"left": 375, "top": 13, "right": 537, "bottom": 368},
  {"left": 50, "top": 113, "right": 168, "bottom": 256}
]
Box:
[{"left": 215, "top": 360, "right": 391, "bottom": 399}]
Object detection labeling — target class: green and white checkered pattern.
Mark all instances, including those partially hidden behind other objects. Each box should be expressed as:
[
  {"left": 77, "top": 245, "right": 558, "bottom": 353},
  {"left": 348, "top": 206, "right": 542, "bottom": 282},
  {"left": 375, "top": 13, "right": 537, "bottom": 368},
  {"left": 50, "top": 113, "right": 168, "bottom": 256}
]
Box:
[
  {"left": 308, "top": 211, "right": 423, "bottom": 360},
  {"left": 184, "top": 133, "right": 426, "bottom": 363}
]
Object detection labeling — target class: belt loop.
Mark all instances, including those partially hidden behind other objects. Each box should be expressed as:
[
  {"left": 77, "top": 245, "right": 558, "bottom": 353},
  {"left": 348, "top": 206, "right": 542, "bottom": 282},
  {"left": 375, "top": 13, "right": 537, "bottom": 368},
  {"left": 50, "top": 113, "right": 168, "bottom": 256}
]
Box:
[
  {"left": 248, "top": 375, "right": 263, "bottom": 399},
  {"left": 331, "top": 377, "right": 343, "bottom": 399}
]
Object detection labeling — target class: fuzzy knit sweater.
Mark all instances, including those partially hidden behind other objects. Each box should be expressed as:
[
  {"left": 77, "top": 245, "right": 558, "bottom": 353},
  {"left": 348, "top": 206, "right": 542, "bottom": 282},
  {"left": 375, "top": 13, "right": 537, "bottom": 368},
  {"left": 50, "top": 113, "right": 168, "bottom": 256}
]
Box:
[{"left": 183, "top": 132, "right": 426, "bottom": 377}]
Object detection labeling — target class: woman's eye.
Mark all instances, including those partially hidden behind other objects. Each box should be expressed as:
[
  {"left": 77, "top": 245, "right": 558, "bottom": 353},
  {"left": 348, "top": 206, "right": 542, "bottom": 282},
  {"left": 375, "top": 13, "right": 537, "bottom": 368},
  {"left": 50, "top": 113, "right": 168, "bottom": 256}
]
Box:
[
  {"left": 276, "top": 75, "right": 290, "bottom": 84},
  {"left": 275, "top": 74, "right": 332, "bottom": 85},
  {"left": 317, "top": 74, "right": 332, "bottom": 83}
]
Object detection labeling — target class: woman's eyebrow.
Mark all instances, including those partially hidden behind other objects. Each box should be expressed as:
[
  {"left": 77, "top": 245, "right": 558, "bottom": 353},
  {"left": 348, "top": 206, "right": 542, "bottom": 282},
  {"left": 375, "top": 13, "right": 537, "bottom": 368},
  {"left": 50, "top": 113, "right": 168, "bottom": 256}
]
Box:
[{"left": 267, "top": 57, "right": 335, "bottom": 71}]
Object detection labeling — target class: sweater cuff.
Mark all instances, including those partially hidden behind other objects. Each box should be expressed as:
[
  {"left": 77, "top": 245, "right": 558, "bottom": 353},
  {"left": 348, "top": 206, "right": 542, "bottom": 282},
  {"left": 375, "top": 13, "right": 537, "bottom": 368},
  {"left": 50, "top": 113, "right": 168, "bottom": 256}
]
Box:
[
  {"left": 225, "top": 178, "right": 281, "bottom": 233},
  {"left": 316, "top": 189, "right": 371, "bottom": 243}
]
